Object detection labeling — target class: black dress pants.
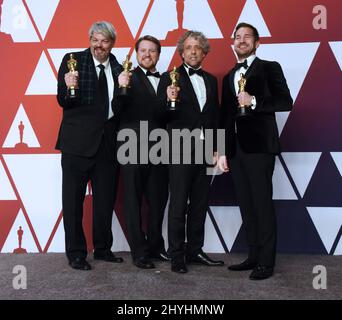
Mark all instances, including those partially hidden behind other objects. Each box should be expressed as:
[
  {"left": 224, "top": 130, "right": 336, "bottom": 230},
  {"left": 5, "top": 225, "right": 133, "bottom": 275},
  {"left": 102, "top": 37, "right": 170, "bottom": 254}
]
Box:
[
  {"left": 168, "top": 163, "right": 212, "bottom": 259},
  {"left": 61, "top": 138, "right": 118, "bottom": 261},
  {"left": 230, "top": 141, "right": 276, "bottom": 266},
  {"left": 121, "top": 163, "right": 168, "bottom": 260}
]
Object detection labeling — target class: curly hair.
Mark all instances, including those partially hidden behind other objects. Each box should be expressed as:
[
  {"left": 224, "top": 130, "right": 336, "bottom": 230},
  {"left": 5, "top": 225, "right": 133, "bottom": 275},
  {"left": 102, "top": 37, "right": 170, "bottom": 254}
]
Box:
[{"left": 177, "top": 30, "right": 210, "bottom": 55}]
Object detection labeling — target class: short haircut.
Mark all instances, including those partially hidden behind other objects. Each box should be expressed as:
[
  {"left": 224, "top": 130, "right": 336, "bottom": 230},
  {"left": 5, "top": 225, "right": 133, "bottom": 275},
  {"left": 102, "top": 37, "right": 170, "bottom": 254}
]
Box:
[
  {"left": 177, "top": 30, "right": 210, "bottom": 55},
  {"left": 89, "top": 21, "right": 117, "bottom": 42},
  {"left": 233, "top": 22, "right": 259, "bottom": 41},
  {"left": 135, "top": 35, "right": 161, "bottom": 54}
]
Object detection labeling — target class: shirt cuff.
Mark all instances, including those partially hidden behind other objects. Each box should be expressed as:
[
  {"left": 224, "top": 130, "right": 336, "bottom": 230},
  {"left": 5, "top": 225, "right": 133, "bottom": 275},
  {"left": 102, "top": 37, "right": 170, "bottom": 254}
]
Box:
[{"left": 251, "top": 95, "right": 256, "bottom": 109}]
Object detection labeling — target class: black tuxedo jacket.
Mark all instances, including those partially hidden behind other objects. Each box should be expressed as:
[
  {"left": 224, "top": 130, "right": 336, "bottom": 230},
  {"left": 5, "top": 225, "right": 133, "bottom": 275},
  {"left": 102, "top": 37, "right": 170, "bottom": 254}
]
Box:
[
  {"left": 114, "top": 66, "right": 165, "bottom": 132},
  {"left": 158, "top": 64, "right": 219, "bottom": 154},
  {"left": 56, "top": 48, "right": 123, "bottom": 158},
  {"left": 221, "top": 57, "right": 293, "bottom": 157}
]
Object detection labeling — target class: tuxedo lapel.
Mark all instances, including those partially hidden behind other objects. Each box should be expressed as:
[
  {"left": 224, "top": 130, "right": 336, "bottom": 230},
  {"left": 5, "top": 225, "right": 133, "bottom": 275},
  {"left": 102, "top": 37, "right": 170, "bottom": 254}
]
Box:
[
  {"left": 179, "top": 65, "right": 201, "bottom": 111},
  {"left": 245, "top": 57, "right": 260, "bottom": 80},
  {"left": 79, "top": 49, "right": 97, "bottom": 105},
  {"left": 109, "top": 54, "right": 123, "bottom": 79},
  {"left": 135, "top": 66, "right": 157, "bottom": 97},
  {"left": 228, "top": 68, "right": 236, "bottom": 95},
  {"left": 227, "top": 57, "right": 260, "bottom": 96}
]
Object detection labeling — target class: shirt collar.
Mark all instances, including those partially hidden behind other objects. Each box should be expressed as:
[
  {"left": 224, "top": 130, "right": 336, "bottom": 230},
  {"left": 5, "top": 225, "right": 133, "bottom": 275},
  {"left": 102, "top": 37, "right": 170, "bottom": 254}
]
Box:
[
  {"left": 237, "top": 54, "right": 256, "bottom": 69},
  {"left": 138, "top": 65, "right": 158, "bottom": 75},
  {"left": 93, "top": 56, "right": 110, "bottom": 69},
  {"left": 183, "top": 63, "right": 202, "bottom": 75}
]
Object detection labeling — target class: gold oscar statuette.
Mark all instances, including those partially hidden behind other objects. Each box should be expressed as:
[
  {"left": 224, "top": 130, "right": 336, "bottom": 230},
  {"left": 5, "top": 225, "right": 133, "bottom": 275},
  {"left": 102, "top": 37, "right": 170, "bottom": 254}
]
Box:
[
  {"left": 237, "top": 73, "right": 249, "bottom": 117},
  {"left": 119, "top": 55, "right": 132, "bottom": 96},
  {"left": 67, "top": 53, "right": 78, "bottom": 98},
  {"left": 169, "top": 66, "right": 180, "bottom": 110}
]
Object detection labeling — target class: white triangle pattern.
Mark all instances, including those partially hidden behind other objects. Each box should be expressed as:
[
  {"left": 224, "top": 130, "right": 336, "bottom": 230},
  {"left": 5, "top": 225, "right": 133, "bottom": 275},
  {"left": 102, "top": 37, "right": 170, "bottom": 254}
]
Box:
[
  {"left": 0, "top": 161, "right": 17, "bottom": 200},
  {"left": 333, "top": 236, "right": 342, "bottom": 255},
  {"left": 25, "top": 0, "right": 60, "bottom": 39},
  {"left": 282, "top": 152, "right": 322, "bottom": 198},
  {"left": 117, "top": 0, "right": 150, "bottom": 37},
  {"left": 1, "top": 209, "right": 39, "bottom": 253},
  {"left": 0, "top": 0, "right": 39, "bottom": 42},
  {"left": 141, "top": 0, "right": 176, "bottom": 39},
  {"left": 275, "top": 113, "right": 290, "bottom": 137},
  {"left": 2, "top": 103, "right": 40, "bottom": 148},
  {"left": 141, "top": 0, "right": 223, "bottom": 40},
  {"left": 45, "top": 216, "right": 64, "bottom": 252},
  {"left": 257, "top": 43, "right": 320, "bottom": 103},
  {"left": 3, "top": 154, "right": 62, "bottom": 251},
  {"left": 272, "top": 156, "right": 297, "bottom": 200},
  {"left": 205, "top": 206, "right": 242, "bottom": 252},
  {"left": 111, "top": 210, "right": 130, "bottom": 252},
  {"left": 232, "top": 0, "right": 271, "bottom": 37},
  {"left": 25, "top": 51, "right": 57, "bottom": 95},
  {"left": 329, "top": 41, "right": 342, "bottom": 71},
  {"left": 182, "top": 0, "right": 223, "bottom": 39},
  {"left": 257, "top": 43, "right": 320, "bottom": 134},
  {"left": 307, "top": 207, "right": 342, "bottom": 254},
  {"left": 112, "top": 47, "right": 133, "bottom": 67},
  {"left": 203, "top": 211, "right": 225, "bottom": 253},
  {"left": 48, "top": 48, "right": 86, "bottom": 71},
  {"left": 331, "top": 152, "right": 342, "bottom": 177}
]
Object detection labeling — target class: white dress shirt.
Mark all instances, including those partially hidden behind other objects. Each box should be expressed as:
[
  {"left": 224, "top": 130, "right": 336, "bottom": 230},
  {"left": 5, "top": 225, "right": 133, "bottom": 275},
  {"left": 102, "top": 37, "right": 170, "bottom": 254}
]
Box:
[
  {"left": 234, "top": 54, "right": 257, "bottom": 109},
  {"left": 139, "top": 66, "right": 160, "bottom": 93},
  {"left": 184, "top": 63, "right": 206, "bottom": 139},
  {"left": 184, "top": 63, "right": 206, "bottom": 111}
]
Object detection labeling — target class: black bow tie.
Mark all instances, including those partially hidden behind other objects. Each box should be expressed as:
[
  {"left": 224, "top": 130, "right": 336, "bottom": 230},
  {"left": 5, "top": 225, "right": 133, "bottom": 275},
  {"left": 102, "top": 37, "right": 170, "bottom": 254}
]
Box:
[
  {"left": 188, "top": 67, "right": 204, "bottom": 77},
  {"left": 146, "top": 71, "right": 160, "bottom": 78},
  {"left": 235, "top": 60, "right": 248, "bottom": 70}
]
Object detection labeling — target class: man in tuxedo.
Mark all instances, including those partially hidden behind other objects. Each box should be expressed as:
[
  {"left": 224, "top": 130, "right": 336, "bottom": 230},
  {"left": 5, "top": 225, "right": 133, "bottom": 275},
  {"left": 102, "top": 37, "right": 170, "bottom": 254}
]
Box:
[
  {"left": 56, "top": 21, "right": 124, "bottom": 270},
  {"left": 115, "top": 36, "right": 169, "bottom": 269},
  {"left": 218, "top": 22, "right": 293, "bottom": 280},
  {"left": 158, "top": 30, "right": 224, "bottom": 273}
]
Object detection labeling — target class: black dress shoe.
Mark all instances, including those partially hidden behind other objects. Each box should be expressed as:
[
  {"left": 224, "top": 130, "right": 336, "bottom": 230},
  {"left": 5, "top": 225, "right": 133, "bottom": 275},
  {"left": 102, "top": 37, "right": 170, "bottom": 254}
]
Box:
[
  {"left": 69, "top": 258, "right": 91, "bottom": 271},
  {"left": 171, "top": 258, "right": 188, "bottom": 273},
  {"left": 228, "top": 259, "right": 257, "bottom": 271},
  {"left": 187, "top": 252, "right": 224, "bottom": 266},
  {"left": 134, "top": 257, "right": 155, "bottom": 269},
  {"left": 94, "top": 252, "right": 124, "bottom": 263},
  {"left": 249, "top": 265, "right": 274, "bottom": 280},
  {"left": 150, "top": 251, "right": 171, "bottom": 262}
]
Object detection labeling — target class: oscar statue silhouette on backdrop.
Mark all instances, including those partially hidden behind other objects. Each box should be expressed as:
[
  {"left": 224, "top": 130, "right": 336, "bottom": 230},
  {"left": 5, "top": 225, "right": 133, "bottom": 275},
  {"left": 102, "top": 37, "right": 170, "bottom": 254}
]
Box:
[
  {"left": 13, "top": 226, "right": 27, "bottom": 254},
  {"left": 165, "top": 0, "right": 187, "bottom": 42},
  {"left": 15, "top": 121, "right": 28, "bottom": 150}
]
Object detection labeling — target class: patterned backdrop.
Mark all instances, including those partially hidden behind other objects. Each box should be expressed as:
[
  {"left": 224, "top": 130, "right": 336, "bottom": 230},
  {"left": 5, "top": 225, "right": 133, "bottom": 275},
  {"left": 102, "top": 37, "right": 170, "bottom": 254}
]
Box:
[{"left": 0, "top": 0, "right": 341, "bottom": 255}]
